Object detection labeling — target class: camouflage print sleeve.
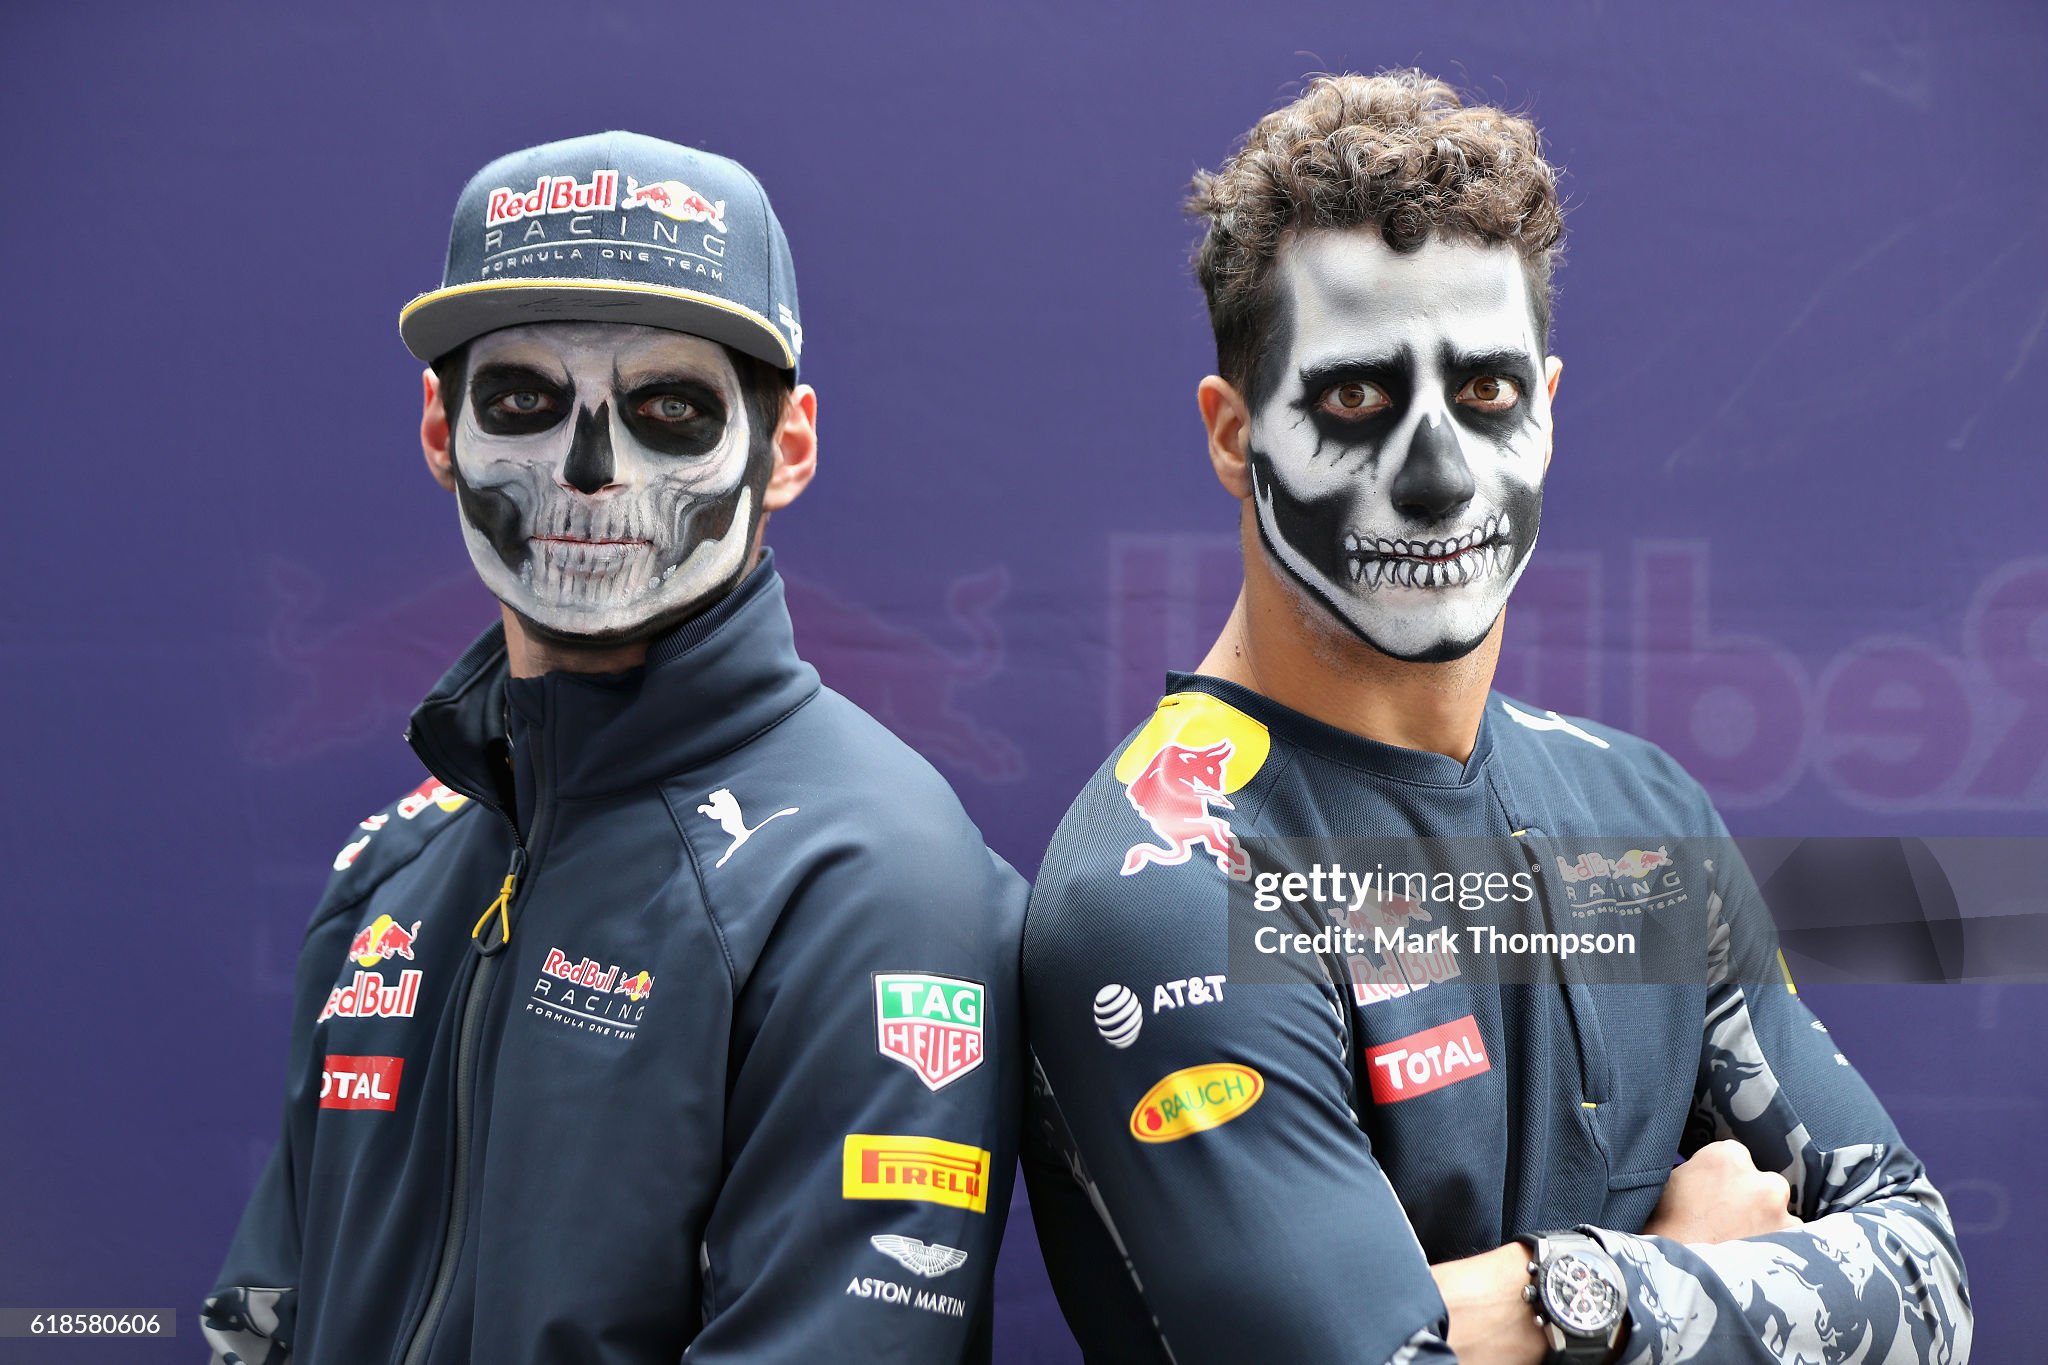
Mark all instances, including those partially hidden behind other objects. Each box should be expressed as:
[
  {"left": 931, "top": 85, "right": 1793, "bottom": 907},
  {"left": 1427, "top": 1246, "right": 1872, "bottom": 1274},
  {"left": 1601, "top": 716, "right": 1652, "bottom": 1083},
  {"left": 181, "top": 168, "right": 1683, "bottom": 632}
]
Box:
[{"left": 1586, "top": 843, "right": 1973, "bottom": 1363}]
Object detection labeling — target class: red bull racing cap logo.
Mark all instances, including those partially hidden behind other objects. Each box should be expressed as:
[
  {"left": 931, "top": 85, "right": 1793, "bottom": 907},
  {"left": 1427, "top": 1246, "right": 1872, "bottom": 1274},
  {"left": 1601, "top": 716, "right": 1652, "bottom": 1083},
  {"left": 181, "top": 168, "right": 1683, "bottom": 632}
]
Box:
[{"left": 399, "top": 131, "right": 804, "bottom": 377}]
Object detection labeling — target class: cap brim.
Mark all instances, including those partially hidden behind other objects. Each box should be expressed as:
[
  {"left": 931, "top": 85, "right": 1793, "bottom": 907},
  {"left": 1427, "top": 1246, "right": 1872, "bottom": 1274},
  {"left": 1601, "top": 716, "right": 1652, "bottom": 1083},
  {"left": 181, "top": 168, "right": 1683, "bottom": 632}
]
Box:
[{"left": 399, "top": 278, "right": 795, "bottom": 370}]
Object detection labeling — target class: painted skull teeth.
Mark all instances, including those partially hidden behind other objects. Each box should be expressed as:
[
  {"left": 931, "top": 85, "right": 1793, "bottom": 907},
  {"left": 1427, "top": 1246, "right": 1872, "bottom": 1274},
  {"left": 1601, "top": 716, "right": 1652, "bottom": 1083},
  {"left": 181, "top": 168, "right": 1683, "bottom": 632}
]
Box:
[{"left": 1341, "top": 512, "right": 1513, "bottom": 590}]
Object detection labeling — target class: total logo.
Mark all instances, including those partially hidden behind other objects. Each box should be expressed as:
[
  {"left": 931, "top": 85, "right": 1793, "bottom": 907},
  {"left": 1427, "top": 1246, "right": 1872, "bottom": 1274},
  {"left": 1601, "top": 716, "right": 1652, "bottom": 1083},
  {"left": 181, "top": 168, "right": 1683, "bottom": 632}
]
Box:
[
  {"left": 1091, "top": 975, "right": 1227, "bottom": 1048},
  {"left": 527, "top": 946, "right": 654, "bottom": 1040},
  {"left": 874, "top": 974, "right": 984, "bottom": 1091},
  {"left": 319, "top": 1054, "right": 402, "bottom": 1112},
  {"left": 1364, "top": 1016, "right": 1492, "bottom": 1104},
  {"left": 319, "top": 915, "right": 424, "bottom": 1023}
]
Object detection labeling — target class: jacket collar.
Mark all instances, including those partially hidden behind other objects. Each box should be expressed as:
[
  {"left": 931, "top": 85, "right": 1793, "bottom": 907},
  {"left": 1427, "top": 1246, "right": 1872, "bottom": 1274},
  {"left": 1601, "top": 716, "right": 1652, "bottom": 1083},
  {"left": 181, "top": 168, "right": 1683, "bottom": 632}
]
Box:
[{"left": 406, "top": 552, "right": 819, "bottom": 809}]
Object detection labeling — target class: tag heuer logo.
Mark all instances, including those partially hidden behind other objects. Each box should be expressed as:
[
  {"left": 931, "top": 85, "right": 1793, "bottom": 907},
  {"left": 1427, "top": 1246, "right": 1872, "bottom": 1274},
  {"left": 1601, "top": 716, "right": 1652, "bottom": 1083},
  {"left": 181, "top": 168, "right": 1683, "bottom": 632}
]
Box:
[
  {"left": 873, "top": 973, "right": 985, "bottom": 1091},
  {"left": 870, "top": 1233, "right": 969, "bottom": 1279}
]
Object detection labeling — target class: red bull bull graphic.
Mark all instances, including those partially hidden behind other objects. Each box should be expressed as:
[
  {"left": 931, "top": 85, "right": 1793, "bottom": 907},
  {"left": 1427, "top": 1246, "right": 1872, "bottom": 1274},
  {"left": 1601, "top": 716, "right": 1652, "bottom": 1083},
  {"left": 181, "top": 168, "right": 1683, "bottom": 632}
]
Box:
[
  {"left": 485, "top": 169, "right": 620, "bottom": 228},
  {"left": 1113, "top": 693, "right": 1271, "bottom": 880},
  {"left": 1346, "top": 894, "right": 1463, "bottom": 1005},
  {"left": 350, "top": 915, "right": 421, "bottom": 966},
  {"left": 624, "top": 176, "right": 728, "bottom": 234},
  {"left": 614, "top": 970, "right": 654, "bottom": 1003}
]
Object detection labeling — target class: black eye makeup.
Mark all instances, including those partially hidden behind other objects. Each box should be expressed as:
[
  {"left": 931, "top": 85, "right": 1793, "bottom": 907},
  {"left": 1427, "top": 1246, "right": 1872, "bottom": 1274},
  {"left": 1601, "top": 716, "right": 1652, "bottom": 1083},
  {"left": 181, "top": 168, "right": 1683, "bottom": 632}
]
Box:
[
  {"left": 471, "top": 363, "right": 571, "bottom": 436},
  {"left": 1293, "top": 359, "right": 1409, "bottom": 448},
  {"left": 618, "top": 375, "right": 731, "bottom": 459}
]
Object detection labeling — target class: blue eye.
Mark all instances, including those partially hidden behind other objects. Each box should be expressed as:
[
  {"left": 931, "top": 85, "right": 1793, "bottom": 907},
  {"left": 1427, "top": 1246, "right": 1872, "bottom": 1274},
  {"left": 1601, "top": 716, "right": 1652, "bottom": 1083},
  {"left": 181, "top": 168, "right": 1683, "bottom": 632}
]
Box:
[{"left": 638, "top": 396, "right": 700, "bottom": 422}]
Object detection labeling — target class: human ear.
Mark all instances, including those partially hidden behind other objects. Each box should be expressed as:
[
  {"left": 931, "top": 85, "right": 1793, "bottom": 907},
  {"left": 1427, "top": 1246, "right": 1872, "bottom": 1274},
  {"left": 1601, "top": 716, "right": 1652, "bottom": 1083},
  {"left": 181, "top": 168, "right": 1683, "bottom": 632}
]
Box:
[
  {"left": 1198, "top": 375, "right": 1253, "bottom": 501},
  {"left": 762, "top": 383, "right": 818, "bottom": 512},
  {"left": 1541, "top": 356, "right": 1562, "bottom": 473},
  {"left": 421, "top": 368, "right": 457, "bottom": 493}
]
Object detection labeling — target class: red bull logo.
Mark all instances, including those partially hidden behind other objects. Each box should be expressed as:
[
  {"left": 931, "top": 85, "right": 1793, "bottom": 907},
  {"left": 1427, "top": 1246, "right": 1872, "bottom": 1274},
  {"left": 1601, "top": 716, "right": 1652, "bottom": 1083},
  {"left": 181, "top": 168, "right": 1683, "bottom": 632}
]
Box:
[
  {"left": 1347, "top": 896, "right": 1462, "bottom": 1005},
  {"left": 1113, "top": 693, "right": 1271, "bottom": 881},
  {"left": 485, "top": 169, "right": 620, "bottom": 227},
  {"left": 319, "top": 969, "right": 423, "bottom": 1022},
  {"left": 1555, "top": 846, "right": 1673, "bottom": 884},
  {"left": 1120, "top": 741, "right": 1246, "bottom": 878},
  {"left": 624, "top": 176, "right": 727, "bottom": 234},
  {"left": 350, "top": 915, "right": 422, "bottom": 967},
  {"left": 530, "top": 944, "right": 651, "bottom": 1038}
]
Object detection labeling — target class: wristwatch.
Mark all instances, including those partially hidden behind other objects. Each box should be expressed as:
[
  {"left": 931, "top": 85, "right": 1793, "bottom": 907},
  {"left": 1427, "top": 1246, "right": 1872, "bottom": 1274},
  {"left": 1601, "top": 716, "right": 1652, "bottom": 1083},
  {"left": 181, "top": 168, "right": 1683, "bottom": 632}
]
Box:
[{"left": 1514, "top": 1230, "right": 1627, "bottom": 1364}]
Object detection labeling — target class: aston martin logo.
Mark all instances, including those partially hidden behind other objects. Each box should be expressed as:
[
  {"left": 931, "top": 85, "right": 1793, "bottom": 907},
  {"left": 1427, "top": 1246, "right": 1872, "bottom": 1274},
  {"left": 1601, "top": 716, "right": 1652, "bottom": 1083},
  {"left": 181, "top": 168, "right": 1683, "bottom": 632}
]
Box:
[{"left": 868, "top": 1234, "right": 969, "bottom": 1279}]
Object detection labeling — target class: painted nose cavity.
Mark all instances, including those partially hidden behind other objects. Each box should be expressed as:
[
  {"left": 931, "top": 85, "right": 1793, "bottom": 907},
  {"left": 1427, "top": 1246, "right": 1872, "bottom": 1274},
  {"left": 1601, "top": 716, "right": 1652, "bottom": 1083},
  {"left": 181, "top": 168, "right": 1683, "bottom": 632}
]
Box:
[
  {"left": 561, "top": 401, "right": 616, "bottom": 494},
  {"left": 1389, "top": 411, "right": 1475, "bottom": 521}
]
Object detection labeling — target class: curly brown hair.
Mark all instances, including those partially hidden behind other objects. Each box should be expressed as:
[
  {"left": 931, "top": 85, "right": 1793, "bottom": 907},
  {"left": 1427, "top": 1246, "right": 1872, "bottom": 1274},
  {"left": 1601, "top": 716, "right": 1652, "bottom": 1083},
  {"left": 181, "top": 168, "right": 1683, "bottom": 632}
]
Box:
[{"left": 1189, "top": 70, "right": 1565, "bottom": 400}]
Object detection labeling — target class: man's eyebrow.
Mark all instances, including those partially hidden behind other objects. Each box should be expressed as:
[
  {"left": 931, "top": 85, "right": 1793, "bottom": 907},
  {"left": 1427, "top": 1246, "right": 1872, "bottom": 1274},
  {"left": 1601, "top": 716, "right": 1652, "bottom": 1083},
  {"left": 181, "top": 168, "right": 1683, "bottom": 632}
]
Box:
[
  {"left": 613, "top": 363, "right": 728, "bottom": 392},
  {"left": 1440, "top": 345, "right": 1540, "bottom": 381},
  {"left": 1296, "top": 351, "right": 1411, "bottom": 389},
  {"left": 469, "top": 360, "right": 567, "bottom": 389}
]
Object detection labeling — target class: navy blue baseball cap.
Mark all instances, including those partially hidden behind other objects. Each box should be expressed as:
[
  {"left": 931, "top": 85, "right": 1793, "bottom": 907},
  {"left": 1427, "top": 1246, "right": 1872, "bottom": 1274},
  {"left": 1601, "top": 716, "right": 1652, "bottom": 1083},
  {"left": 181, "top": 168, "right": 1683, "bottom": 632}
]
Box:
[{"left": 399, "top": 131, "right": 802, "bottom": 373}]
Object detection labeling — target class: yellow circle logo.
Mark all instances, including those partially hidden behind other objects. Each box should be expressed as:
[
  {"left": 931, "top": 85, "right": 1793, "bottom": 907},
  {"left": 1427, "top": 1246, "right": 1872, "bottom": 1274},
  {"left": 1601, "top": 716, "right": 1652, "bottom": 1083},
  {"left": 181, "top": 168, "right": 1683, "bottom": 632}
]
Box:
[{"left": 1128, "top": 1063, "right": 1265, "bottom": 1143}]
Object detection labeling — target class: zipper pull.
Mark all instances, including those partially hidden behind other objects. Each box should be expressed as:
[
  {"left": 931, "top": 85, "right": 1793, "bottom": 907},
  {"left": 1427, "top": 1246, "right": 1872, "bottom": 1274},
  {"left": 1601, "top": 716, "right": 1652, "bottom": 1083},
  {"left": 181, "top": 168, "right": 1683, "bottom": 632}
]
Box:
[{"left": 471, "top": 845, "right": 527, "bottom": 956}]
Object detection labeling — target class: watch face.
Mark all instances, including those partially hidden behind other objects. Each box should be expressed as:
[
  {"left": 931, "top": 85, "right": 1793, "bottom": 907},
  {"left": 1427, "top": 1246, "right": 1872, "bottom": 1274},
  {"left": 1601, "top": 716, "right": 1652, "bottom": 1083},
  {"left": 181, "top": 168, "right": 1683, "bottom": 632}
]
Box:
[{"left": 1541, "top": 1250, "right": 1625, "bottom": 1334}]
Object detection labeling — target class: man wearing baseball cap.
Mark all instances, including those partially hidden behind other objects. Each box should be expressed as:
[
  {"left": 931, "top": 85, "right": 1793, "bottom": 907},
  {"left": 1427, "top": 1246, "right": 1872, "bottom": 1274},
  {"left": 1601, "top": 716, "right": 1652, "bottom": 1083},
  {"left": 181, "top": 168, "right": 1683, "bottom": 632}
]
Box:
[{"left": 204, "top": 132, "right": 1025, "bottom": 1364}]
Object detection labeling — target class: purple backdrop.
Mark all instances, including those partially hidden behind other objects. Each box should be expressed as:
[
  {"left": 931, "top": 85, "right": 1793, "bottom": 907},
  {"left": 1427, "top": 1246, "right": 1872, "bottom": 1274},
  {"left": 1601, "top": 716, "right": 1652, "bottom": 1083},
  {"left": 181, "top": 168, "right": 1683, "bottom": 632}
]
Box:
[{"left": 5, "top": 0, "right": 2043, "bottom": 1358}]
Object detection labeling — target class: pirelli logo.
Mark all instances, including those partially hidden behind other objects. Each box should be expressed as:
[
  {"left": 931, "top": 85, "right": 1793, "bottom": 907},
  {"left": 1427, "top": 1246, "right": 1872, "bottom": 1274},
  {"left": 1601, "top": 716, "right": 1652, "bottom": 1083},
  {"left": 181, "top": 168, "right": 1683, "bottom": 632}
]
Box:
[{"left": 842, "top": 1134, "right": 991, "bottom": 1214}]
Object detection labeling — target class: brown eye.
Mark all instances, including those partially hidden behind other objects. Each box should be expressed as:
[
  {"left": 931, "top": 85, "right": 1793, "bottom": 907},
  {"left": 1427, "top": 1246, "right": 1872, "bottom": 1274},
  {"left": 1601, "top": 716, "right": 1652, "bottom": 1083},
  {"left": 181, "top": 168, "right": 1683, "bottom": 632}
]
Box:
[
  {"left": 638, "top": 395, "right": 699, "bottom": 423},
  {"left": 1319, "top": 380, "right": 1390, "bottom": 419},
  {"left": 1457, "top": 376, "right": 1520, "bottom": 411}
]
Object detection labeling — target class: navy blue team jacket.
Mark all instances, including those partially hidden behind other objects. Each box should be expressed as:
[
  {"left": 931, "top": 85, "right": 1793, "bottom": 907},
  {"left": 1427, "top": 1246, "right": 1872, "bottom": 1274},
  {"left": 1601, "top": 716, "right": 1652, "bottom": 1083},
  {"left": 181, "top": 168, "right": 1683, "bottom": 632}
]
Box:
[
  {"left": 208, "top": 556, "right": 1026, "bottom": 1364},
  {"left": 1022, "top": 674, "right": 1970, "bottom": 1364}
]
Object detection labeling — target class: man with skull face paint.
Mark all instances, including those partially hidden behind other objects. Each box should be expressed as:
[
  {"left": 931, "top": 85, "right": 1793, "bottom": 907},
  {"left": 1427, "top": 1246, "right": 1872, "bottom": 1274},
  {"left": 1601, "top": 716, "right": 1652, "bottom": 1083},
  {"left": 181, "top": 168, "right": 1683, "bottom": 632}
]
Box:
[
  {"left": 205, "top": 133, "right": 1027, "bottom": 1364},
  {"left": 1021, "top": 75, "right": 1970, "bottom": 1364}
]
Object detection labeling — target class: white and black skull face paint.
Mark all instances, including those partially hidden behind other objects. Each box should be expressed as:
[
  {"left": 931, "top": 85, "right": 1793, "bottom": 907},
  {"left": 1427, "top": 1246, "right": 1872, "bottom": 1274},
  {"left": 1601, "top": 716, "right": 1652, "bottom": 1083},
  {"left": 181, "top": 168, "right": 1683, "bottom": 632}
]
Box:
[
  {"left": 447, "top": 322, "right": 768, "bottom": 641},
  {"left": 1246, "top": 231, "right": 1554, "bottom": 663}
]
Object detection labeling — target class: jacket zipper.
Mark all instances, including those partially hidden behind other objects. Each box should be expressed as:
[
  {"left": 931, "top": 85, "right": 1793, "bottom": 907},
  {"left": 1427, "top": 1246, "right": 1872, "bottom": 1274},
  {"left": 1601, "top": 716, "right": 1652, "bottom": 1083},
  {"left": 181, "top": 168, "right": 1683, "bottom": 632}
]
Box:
[{"left": 397, "top": 728, "right": 545, "bottom": 1365}]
